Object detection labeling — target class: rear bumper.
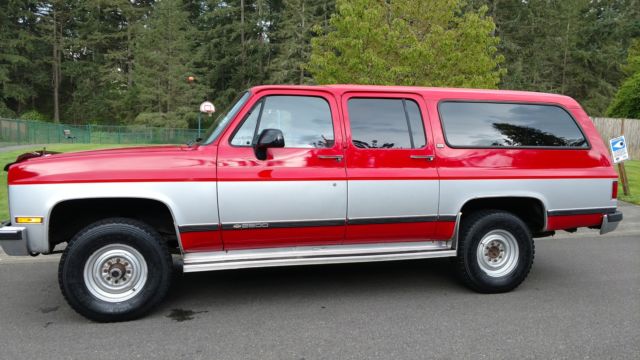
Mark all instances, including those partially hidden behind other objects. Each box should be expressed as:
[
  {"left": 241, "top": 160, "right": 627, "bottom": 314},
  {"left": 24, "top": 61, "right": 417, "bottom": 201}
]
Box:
[
  {"left": 600, "top": 211, "right": 623, "bottom": 235},
  {"left": 0, "top": 223, "right": 29, "bottom": 256}
]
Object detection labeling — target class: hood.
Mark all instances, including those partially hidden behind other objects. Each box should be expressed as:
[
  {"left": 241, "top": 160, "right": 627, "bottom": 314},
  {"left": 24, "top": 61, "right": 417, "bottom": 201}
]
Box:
[{"left": 7, "top": 144, "right": 218, "bottom": 185}]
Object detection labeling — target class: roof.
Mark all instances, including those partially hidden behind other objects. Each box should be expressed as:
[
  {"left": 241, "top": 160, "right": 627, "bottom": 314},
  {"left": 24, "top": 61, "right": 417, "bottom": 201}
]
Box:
[{"left": 249, "top": 84, "right": 581, "bottom": 108}]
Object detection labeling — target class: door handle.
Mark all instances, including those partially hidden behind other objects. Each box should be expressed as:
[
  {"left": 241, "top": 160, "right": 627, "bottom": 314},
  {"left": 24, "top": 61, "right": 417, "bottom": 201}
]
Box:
[
  {"left": 318, "top": 155, "right": 344, "bottom": 162},
  {"left": 410, "top": 155, "right": 435, "bottom": 161}
]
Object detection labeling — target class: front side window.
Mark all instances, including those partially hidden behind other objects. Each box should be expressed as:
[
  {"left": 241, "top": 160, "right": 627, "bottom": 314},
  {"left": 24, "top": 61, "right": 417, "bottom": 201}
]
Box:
[
  {"left": 347, "top": 98, "right": 426, "bottom": 149},
  {"left": 231, "top": 95, "right": 335, "bottom": 148},
  {"left": 439, "top": 102, "right": 588, "bottom": 148}
]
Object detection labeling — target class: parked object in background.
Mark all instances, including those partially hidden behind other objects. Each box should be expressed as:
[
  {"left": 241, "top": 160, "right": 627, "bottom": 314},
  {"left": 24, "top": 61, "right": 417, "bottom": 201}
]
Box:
[{"left": 0, "top": 85, "right": 623, "bottom": 322}]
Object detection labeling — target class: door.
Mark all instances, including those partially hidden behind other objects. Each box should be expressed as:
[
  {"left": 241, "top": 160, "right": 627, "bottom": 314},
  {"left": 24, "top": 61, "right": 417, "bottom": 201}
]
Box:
[
  {"left": 342, "top": 92, "right": 440, "bottom": 243},
  {"left": 216, "top": 90, "right": 347, "bottom": 250}
]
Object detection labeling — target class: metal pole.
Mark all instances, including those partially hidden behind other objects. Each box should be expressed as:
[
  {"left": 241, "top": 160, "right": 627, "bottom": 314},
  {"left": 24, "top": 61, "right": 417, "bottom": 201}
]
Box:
[{"left": 198, "top": 112, "right": 202, "bottom": 138}]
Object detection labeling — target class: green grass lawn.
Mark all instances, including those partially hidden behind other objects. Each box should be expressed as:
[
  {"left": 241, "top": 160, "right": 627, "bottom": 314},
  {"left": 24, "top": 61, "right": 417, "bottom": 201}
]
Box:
[
  {"left": 0, "top": 144, "right": 132, "bottom": 220},
  {"left": 618, "top": 160, "right": 640, "bottom": 205}
]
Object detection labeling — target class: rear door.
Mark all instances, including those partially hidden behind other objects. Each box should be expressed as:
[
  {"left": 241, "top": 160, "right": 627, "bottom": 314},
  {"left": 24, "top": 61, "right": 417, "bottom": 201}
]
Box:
[
  {"left": 342, "top": 92, "right": 440, "bottom": 243},
  {"left": 216, "top": 89, "right": 347, "bottom": 250}
]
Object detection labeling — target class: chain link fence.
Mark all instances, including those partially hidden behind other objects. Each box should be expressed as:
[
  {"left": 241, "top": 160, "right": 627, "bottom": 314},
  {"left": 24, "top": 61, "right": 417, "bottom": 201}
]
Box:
[{"left": 0, "top": 118, "right": 201, "bottom": 146}]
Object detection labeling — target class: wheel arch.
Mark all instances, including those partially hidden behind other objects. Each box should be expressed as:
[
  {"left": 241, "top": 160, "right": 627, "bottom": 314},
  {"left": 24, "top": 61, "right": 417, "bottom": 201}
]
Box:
[
  {"left": 47, "top": 197, "right": 182, "bottom": 253},
  {"left": 457, "top": 195, "right": 549, "bottom": 236}
]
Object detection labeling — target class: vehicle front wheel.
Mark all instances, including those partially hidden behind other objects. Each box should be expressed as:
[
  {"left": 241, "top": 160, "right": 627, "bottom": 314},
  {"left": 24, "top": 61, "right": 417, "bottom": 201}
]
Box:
[
  {"left": 58, "top": 218, "right": 172, "bottom": 322},
  {"left": 454, "top": 210, "right": 535, "bottom": 293}
]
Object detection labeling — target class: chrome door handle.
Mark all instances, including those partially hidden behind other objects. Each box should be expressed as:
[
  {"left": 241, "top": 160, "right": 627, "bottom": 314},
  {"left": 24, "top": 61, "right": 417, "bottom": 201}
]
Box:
[
  {"left": 318, "top": 155, "right": 344, "bottom": 162},
  {"left": 410, "top": 155, "right": 435, "bottom": 161}
]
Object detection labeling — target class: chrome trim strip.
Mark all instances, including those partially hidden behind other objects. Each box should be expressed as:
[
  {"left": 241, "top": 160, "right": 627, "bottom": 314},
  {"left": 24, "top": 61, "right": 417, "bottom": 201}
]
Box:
[
  {"left": 178, "top": 224, "right": 219, "bottom": 233},
  {"left": 221, "top": 219, "right": 345, "bottom": 230},
  {"left": 547, "top": 207, "right": 617, "bottom": 216},
  {"left": 348, "top": 215, "right": 438, "bottom": 225},
  {"left": 219, "top": 215, "right": 458, "bottom": 230},
  {"left": 183, "top": 241, "right": 456, "bottom": 272}
]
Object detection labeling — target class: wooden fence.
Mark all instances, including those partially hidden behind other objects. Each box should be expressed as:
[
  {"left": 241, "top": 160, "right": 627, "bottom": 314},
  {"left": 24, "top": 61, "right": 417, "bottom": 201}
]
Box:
[{"left": 591, "top": 117, "right": 639, "bottom": 160}]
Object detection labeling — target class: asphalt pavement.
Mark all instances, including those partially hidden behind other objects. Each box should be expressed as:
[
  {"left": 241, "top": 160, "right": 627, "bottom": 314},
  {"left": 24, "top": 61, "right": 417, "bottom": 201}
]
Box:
[{"left": 0, "top": 203, "right": 638, "bottom": 359}]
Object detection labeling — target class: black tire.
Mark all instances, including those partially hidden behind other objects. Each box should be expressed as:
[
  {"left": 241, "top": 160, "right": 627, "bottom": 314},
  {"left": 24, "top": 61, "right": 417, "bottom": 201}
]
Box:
[
  {"left": 58, "top": 218, "right": 172, "bottom": 322},
  {"left": 455, "top": 210, "right": 535, "bottom": 293}
]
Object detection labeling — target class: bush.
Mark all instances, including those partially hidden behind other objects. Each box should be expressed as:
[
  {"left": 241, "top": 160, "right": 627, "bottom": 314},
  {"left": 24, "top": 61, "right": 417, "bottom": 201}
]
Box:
[
  {"left": 606, "top": 72, "right": 640, "bottom": 119},
  {"left": 0, "top": 101, "right": 16, "bottom": 118},
  {"left": 19, "top": 110, "right": 49, "bottom": 122}
]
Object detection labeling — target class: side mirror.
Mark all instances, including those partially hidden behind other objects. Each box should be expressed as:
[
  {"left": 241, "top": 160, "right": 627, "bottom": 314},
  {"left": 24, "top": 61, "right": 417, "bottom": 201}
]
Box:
[{"left": 254, "top": 128, "right": 285, "bottom": 160}]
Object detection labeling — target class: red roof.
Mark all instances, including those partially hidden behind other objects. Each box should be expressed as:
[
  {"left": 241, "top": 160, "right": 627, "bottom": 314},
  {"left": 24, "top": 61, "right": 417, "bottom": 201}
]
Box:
[{"left": 249, "top": 84, "right": 580, "bottom": 108}]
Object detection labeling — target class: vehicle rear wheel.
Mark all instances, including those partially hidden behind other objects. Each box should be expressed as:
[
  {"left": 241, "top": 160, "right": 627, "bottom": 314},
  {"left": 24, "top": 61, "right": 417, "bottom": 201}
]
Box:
[
  {"left": 454, "top": 210, "right": 534, "bottom": 293},
  {"left": 58, "top": 218, "right": 172, "bottom": 322}
]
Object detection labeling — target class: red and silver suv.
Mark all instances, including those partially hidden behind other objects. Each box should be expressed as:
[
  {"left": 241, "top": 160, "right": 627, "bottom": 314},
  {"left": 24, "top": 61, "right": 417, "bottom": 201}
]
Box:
[{"left": 0, "top": 85, "right": 622, "bottom": 321}]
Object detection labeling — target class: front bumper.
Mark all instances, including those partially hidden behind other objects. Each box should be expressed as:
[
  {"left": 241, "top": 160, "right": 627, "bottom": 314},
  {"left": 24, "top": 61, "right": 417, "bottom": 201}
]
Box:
[
  {"left": 600, "top": 211, "right": 623, "bottom": 235},
  {"left": 0, "top": 223, "right": 29, "bottom": 256}
]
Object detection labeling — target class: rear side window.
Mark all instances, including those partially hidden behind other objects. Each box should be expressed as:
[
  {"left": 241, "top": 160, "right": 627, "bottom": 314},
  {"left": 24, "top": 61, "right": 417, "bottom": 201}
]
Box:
[
  {"left": 347, "top": 98, "right": 426, "bottom": 149},
  {"left": 439, "top": 102, "right": 588, "bottom": 148},
  {"left": 231, "top": 95, "right": 335, "bottom": 148}
]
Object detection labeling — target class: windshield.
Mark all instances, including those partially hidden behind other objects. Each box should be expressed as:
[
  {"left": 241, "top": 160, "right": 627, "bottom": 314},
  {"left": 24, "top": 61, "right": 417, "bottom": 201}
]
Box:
[{"left": 202, "top": 91, "right": 251, "bottom": 144}]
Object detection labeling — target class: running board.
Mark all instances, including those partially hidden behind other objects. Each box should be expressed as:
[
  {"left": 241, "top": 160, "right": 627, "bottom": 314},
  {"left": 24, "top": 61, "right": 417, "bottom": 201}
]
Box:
[{"left": 182, "top": 241, "right": 456, "bottom": 273}]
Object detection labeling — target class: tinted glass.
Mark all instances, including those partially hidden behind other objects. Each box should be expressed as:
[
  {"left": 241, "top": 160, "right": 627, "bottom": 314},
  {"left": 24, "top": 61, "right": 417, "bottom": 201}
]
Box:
[
  {"left": 348, "top": 98, "right": 426, "bottom": 149},
  {"left": 439, "top": 102, "right": 588, "bottom": 148},
  {"left": 231, "top": 95, "right": 335, "bottom": 148}
]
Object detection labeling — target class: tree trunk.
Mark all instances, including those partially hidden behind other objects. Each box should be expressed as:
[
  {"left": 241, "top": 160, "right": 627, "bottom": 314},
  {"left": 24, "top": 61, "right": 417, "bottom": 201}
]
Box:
[
  {"left": 127, "top": 23, "right": 133, "bottom": 88},
  {"left": 561, "top": 19, "right": 571, "bottom": 94},
  {"left": 240, "top": 0, "right": 246, "bottom": 85},
  {"left": 52, "top": 8, "right": 60, "bottom": 123}
]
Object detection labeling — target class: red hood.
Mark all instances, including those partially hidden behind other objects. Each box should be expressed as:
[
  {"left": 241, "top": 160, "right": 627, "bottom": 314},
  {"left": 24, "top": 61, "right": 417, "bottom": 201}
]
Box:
[{"left": 8, "top": 145, "right": 218, "bottom": 184}]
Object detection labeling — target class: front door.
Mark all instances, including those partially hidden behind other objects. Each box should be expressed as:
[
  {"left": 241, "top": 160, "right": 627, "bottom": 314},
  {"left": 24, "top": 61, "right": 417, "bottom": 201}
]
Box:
[
  {"left": 216, "top": 90, "right": 347, "bottom": 250},
  {"left": 341, "top": 92, "right": 440, "bottom": 243}
]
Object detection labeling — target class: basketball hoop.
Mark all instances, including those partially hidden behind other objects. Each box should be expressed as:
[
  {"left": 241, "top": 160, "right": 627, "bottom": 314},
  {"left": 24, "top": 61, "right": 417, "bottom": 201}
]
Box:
[{"left": 199, "top": 101, "right": 215, "bottom": 117}]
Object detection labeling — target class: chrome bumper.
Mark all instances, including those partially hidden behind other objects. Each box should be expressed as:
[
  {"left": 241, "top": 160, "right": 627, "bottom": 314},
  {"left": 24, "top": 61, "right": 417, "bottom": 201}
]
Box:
[
  {"left": 0, "top": 224, "right": 29, "bottom": 256},
  {"left": 600, "top": 211, "right": 623, "bottom": 235}
]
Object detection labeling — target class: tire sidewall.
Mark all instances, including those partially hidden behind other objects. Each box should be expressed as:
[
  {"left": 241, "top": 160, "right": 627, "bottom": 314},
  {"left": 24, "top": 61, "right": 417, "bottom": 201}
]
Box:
[
  {"left": 60, "top": 222, "right": 170, "bottom": 321},
  {"left": 462, "top": 213, "right": 534, "bottom": 291}
]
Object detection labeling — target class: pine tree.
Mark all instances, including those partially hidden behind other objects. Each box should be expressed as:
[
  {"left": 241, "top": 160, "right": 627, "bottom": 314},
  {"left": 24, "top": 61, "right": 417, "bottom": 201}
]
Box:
[
  {"left": 196, "top": 0, "right": 273, "bottom": 110},
  {"left": 308, "top": 0, "right": 504, "bottom": 88},
  {"left": 470, "top": 0, "right": 640, "bottom": 115},
  {"left": 0, "top": 0, "right": 47, "bottom": 117},
  {"left": 269, "top": 0, "right": 334, "bottom": 84},
  {"left": 134, "top": 0, "right": 204, "bottom": 114}
]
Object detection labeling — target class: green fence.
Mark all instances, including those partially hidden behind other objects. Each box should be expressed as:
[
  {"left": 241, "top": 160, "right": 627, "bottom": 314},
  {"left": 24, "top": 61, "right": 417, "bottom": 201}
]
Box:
[{"left": 0, "top": 118, "right": 201, "bottom": 146}]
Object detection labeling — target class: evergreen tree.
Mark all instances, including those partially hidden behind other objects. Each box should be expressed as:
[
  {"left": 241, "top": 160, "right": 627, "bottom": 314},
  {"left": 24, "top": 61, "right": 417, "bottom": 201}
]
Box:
[
  {"left": 269, "top": 0, "right": 334, "bottom": 84},
  {"left": 196, "top": 0, "right": 273, "bottom": 110},
  {"left": 0, "top": 0, "right": 47, "bottom": 117},
  {"left": 134, "top": 0, "right": 204, "bottom": 114},
  {"left": 308, "top": 0, "right": 504, "bottom": 88},
  {"left": 470, "top": 0, "right": 640, "bottom": 115}
]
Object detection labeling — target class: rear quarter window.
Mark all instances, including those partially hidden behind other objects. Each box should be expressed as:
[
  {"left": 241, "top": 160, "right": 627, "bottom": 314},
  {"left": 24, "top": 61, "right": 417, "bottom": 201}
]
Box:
[{"left": 438, "top": 101, "right": 588, "bottom": 149}]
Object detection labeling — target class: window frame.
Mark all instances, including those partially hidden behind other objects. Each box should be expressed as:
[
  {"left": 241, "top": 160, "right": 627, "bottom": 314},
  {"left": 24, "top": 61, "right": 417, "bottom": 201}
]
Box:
[
  {"left": 345, "top": 96, "right": 428, "bottom": 150},
  {"left": 436, "top": 100, "right": 591, "bottom": 150},
  {"left": 228, "top": 94, "right": 337, "bottom": 149}
]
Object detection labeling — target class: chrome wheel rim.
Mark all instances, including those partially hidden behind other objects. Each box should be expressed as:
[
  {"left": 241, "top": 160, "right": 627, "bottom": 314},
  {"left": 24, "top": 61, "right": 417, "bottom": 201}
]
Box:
[
  {"left": 83, "top": 244, "right": 148, "bottom": 303},
  {"left": 476, "top": 229, "right": 519, "bottom": 278}
]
